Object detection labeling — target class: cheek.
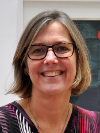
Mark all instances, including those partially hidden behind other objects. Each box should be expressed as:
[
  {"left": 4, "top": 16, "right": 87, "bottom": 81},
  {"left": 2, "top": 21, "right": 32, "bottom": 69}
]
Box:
[
  {"left": 28, "top": 65, "right": 39, "bottom": 86},
  {"left": 71, "top": 57, "right": 77, "bottom": 80},
  {"left": 27, "top": 61, "right": 42, "bottom": 80},
  {"left": 28, "top": 64, "right": 38, "bottom": 76},
  {"left": 67, "top": 62, "right": 77, "bottom": 85},
  {"left": 64, "top": 55, "right": 76, "bottom": 72},
  {"left": 68, "top": 63, "right": 76, "bottom": 77},
  {"left": 66, "top": 56, "right": 77, "bottom": 79}
]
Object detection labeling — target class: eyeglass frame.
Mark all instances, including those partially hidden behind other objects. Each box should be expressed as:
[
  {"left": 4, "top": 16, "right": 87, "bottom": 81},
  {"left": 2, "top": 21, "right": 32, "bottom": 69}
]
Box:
[{"left": 23, "top": 42, "right": 76, "bottom": 60}]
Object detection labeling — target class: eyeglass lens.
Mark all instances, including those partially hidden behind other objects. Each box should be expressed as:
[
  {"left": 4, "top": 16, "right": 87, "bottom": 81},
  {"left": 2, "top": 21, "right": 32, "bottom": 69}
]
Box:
[{"left": 28, "top": 43, "right": 73, "bottom": 60}]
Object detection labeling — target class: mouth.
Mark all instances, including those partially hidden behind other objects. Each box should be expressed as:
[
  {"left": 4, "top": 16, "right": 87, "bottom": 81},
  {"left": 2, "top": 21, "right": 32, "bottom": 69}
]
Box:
[{"left": 41, "top": 71, "right": 64, "bottom": 77}]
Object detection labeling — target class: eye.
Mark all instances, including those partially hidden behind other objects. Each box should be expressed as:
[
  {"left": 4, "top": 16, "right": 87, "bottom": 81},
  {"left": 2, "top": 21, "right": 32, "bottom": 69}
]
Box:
[
  {"left": 55, "top": 45, "right": 70, "bottom": 54},
  {"left": 31, "top": 48, "right": 45, "bottom": 56},
  {"left": 29, "top": 46, "right": 46, "bottom": 56},
  {"left": 33, "top": 48, "right": 43, "bottom": 53},
  {"left": 58, "top": 46, "right": 68, "bottom": 51}
]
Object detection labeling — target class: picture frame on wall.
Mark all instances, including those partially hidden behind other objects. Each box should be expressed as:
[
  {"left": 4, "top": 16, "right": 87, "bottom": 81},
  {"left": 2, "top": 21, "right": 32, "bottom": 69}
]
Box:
[{"left": 70, "top": 19, "right": 100, "bottom": 111}]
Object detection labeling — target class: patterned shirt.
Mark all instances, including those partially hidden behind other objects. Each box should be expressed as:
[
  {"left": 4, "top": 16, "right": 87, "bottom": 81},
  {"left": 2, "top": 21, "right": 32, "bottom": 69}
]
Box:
[{"left": 0, "top": 101, "right": 100, "bottom": 133}]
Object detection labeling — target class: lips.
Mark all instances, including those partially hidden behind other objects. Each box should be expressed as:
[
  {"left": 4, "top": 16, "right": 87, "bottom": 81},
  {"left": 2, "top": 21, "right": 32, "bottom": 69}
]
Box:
[{"left": 41, "top": 71, "right": 64, "bottom": 77}]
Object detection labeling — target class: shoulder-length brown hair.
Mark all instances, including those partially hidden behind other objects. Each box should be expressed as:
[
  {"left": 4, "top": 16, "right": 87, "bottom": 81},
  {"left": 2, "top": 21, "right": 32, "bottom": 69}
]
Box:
[{"left": 7, "top": 10, "right": 91, "bottom": 98}]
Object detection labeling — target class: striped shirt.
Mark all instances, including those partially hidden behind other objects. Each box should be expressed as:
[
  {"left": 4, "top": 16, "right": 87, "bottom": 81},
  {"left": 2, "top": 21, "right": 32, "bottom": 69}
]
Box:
[{"left": 0, "top": 101, "right": 100, "bottom": 133}]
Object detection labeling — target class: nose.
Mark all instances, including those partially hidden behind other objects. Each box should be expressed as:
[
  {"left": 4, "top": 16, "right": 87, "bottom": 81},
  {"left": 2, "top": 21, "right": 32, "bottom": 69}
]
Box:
[{"left": 44, "top": 48, "right": 58, "bottom": 65}]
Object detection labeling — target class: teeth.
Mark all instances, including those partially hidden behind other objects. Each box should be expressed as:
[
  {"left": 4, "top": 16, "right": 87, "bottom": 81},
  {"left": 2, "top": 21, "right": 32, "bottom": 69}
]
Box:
[{"left": 43, "top": 71, "right": 62, "bottom": 77}]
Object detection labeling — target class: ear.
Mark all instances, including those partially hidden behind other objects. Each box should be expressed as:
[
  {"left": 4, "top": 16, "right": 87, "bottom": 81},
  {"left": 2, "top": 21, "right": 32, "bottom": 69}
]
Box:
[
  {"left": 24, "top": 67, "right": 29, "bottom": 75},
  {"left": 24, "top": 58, "right": 29, "bottom": 74}
]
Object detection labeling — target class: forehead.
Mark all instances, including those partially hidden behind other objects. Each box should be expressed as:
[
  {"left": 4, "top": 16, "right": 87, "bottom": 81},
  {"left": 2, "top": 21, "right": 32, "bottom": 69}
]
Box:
[{"left": 32, "top": 21, "right": 72, "bottom": 44}]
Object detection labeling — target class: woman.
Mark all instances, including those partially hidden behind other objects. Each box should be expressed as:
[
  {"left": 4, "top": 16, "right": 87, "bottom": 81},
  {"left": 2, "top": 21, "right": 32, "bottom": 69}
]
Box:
[{"left": 0, "top": 10, "right": 100, "bottom": 133}]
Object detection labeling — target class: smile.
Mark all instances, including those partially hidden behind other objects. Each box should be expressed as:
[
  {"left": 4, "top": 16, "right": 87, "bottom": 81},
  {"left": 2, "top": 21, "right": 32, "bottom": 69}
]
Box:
[{"left": 41, "top": 71, "right": 64, "bottom": 77}]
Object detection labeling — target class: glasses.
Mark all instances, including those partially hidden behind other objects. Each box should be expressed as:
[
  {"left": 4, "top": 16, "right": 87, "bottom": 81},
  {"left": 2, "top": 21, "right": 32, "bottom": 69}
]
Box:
[{"left": 27, "top": 42, "right": 75, "bottom": 60}]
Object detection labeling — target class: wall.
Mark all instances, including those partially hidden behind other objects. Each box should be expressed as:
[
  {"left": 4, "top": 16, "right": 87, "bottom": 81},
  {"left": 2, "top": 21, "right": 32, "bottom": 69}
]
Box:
[
  {"left": 23, "top": 1, "right": 100, "bottom": 28},
  {"left": 0, "top": 0, "right": 23, "bottom": 106}
]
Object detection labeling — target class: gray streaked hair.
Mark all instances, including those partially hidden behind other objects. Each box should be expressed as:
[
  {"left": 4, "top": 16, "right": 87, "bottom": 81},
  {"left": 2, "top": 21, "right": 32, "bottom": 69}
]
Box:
[{"left": 7, "top": 10, "right": 91, "bottom": 98}]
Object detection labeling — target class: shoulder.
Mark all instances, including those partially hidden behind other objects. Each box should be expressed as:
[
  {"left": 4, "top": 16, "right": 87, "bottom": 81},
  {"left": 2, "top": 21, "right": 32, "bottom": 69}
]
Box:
[
  {"left": 0, "top": 101, "right": 17, "bottom": 114},
  {"left": 72, "top": 104, "right": 100, "bottom": 132},
  {"left": 0, "top": 101, "right": 18, "bottom": 119},
  {"left": 73, "top": 104, "right": 100, "bottom": 118},
  {"left": 0, "top": 101, "right": 20, "bottom": 132}
]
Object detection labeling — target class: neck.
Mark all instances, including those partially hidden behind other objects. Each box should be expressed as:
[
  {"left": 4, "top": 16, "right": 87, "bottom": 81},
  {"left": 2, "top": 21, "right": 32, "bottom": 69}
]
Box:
[{"left": 29, "top": 89, "right": 72, "bottom": 125}]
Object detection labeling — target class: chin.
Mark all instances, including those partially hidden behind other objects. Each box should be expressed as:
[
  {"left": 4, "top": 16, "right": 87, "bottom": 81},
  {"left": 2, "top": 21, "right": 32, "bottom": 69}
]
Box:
[{"left": 43, "top": 86, "right": 66, "bottom": 96}]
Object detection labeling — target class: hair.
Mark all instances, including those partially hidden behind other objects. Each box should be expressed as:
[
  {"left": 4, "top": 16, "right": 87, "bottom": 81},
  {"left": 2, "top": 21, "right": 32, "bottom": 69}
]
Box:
[{"left": 7, "top": 10, "right": 91, "bottom": 98}]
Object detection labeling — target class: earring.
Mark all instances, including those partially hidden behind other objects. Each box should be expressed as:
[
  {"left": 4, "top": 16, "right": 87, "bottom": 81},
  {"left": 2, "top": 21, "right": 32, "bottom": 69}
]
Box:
[{"left": 25, "top": 72, "right": 29, "bottom": 76}]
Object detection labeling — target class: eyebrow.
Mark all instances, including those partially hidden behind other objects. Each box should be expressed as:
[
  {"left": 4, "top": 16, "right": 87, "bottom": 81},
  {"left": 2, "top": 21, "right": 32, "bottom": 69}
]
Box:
[{"left": 31, "top": 41, "right": 72, "bottom": 46}]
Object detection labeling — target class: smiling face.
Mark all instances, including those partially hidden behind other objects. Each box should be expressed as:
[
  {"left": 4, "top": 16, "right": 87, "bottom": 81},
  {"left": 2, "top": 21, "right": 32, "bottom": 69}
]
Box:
[{"left": 25, "top": 21, "right": 77, "bottom": 96}]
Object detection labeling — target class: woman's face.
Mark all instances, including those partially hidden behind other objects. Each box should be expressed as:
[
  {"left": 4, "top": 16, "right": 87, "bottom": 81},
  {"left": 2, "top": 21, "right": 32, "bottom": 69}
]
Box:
[{"left": 25, "top": 21, "right": 77, "bottom": 96}]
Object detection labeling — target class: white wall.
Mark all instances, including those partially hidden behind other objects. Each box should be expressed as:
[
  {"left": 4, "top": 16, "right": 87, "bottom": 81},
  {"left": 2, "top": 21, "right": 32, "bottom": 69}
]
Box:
[
  {"left": 0, "top": 0, "right": 23, "bottom": 106},
  {"left": 0, "top": 0, "right": 100, "bottom": 106},
  {"left": 23, "top": 1, "right": 100, "bottom": 28}
]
